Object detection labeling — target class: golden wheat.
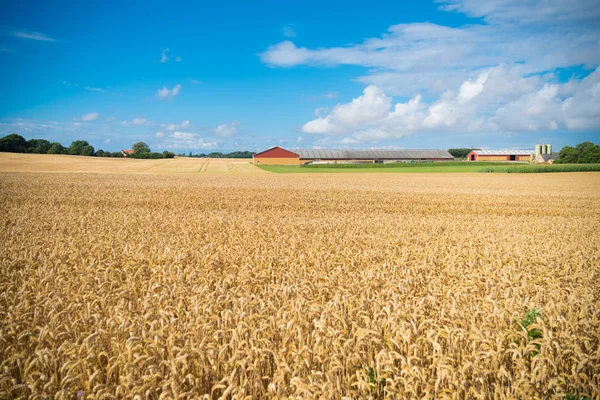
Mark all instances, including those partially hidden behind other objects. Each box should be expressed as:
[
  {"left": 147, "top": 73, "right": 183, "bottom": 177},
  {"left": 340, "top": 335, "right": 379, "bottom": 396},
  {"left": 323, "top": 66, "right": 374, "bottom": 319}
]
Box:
[{"left": 0, "top": 170, "right": 599, "bottom": 399}]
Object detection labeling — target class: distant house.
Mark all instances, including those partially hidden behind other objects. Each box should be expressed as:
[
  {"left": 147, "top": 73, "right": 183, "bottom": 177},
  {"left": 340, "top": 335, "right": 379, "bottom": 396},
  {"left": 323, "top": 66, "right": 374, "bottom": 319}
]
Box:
[
  {"left": 121, "top": 149, "right": 134, "bottom": 157},
  {"left": 535, "top": 152, "right": 559, "bottom": 164},
  {"left": 466, "top": 149, "right": 533, "bottom": 162}
]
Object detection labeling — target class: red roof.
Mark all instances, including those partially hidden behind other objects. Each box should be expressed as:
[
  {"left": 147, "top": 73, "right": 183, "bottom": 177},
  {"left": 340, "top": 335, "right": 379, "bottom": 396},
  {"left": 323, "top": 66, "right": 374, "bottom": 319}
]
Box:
[
  {"left": 253, "top": 146, "right": 299, "bottom": 158},
  {"left": 121, "top": 149, "right": 134, "bottom": 155}
]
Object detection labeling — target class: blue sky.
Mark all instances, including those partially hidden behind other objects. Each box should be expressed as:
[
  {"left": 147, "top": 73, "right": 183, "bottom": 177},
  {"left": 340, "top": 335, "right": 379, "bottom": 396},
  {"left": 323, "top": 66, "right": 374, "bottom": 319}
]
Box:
[{"left": 1, "top": 0, "right": 599, "bottom": 153}]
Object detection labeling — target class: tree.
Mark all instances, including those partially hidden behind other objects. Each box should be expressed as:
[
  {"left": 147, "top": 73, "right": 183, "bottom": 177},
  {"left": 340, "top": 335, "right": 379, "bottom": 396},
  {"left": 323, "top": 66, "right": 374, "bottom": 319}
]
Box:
[
  {"left": 132, "top": 142, "right": 151, "bottom": 155},
  {"left": 26, "top": 139, "right": 52, "bottom": 154},
  {"left": 95, "top": 149, "right": 105, "bottom": 157},
  {"left": 47, "top": 142, "right": 65, "bottom": 154},
  {"left": 448, "top": 148, "right": 479, "bottom": 159},
  {"left": 577, "top": 142, "right": 600, "bottom": 163},
  {"left": 0, "top": 134, "right": 28, "bottom": 153},
  {"left": 80, "top": 145, "right": 95, "bottom": 156},
  {"left": 162, "top": 150, "right": 175, "bottom": 158},
  {"left": 555, "top": 142, "right": 600, "bottom": 164},
  {"left": 68, "top": 140, "right": 92, "bottom": 155}
]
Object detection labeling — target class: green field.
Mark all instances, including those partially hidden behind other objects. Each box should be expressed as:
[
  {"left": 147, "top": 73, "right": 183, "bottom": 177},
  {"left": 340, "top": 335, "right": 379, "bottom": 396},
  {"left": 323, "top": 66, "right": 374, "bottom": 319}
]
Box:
[
  {"left": 259, "top": 162, "right": 516, "bottom": 174},
  {"left": 259, "top": 162, "right": 600, "bottom": 174},
  {"left": 480, "top": 164, "right": 600, "bottom": 173}
]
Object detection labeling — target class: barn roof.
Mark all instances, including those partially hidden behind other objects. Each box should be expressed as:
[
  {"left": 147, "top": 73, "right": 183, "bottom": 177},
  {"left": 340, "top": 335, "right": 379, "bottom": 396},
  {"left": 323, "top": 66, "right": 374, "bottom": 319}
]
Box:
[
  {"left": 292, "top": 149, "right": 453, "bottom": 160},
  {"left": 253, "top": 146, "right": 299, "bottom": 157},
  {"left": 473, "top": 150, "right": 534, "bottom": 156},
  {"left": 539, "top": 152, "right": 559, "bottom": 161}
]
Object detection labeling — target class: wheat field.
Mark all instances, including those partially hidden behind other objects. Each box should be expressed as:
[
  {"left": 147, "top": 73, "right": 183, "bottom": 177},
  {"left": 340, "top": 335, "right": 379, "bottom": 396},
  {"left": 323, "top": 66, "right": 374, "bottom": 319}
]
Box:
[
  {"left": 1, "top": 164, "right": 599, "bottom": 399},
  {"left": 0, "top": 153, "right": 264, "bottom": 174}
]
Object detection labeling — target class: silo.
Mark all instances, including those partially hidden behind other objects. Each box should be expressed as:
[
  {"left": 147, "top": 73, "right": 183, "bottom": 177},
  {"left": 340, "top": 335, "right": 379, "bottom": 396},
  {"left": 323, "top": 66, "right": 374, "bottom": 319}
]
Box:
[
  {"left": 535, "top": 144, "right": 542, "bottom": 158},
  {"left": 547, "top": 144, "right": 552, "bottom": 154},
  {"left": 541, "top": 144, "right": 548, "bottom": 154}
]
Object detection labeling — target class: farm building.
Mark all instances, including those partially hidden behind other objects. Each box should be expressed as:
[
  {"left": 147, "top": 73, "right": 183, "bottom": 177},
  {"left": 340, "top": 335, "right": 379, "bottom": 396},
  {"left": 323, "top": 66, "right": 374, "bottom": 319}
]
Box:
[
  {"left": 253, "top": 147, "right": 454, "bottom": 165},
  {"left": 121, "top": 149, "right": 134, "bottom": 157},
  {"left": 466, "top": 149, "right": 533, "bottom": 162},
  {"left": 533, "top": 144, "right": 557, "bottom": 163},
  {"left": 535, "top": 152, "right": 559, "bottom": 164}
]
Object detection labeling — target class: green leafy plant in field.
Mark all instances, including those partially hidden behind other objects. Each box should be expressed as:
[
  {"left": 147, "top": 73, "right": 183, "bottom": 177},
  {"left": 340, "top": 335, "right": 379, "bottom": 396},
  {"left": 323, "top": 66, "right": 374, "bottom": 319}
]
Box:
[
  {"left": 354, "top": 365, "right": 386, "bottom": 398},
  {"left": 517, "top": 309, "right": 543, "bottom": 357},
  {"left": 565, "top": 393, "right": 590, "bottom": 400}
]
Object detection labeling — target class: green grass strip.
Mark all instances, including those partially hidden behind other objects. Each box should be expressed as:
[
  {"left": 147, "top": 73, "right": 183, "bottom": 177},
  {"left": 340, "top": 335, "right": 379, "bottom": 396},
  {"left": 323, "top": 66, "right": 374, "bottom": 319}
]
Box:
[{"left": 479, "top": 164, "right": 600, "bottom": 173}]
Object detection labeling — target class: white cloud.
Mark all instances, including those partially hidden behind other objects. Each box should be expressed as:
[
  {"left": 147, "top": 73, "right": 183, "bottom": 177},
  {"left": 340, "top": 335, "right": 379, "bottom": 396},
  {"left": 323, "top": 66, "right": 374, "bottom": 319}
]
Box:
[
  {"left": 156, "top": 84, "right": 181, "bottom": 101},
  {"left": 104, "top": 138, "right": 111, "bottom": 144},
  {"left": 321, "top": 91, "right": 338, "bottom": 99},
  {"left": 159, "top": 131, "right": 217, "bottom": 149},
  {"left": 74, "top": 112, "right": 100, "bottom": 122},
  {"left": 437, "top": 0, "right": 600, "bottom": 24},
  {"left": 187, "top": 78, "right": 202, "bottom": 84},
  {"left": 314, "top": 107, "right": 329, "bottom": 117},
  {"left": 119, "top": 117, "right": 151, "bottom": 126},
  {"left": 161, "top": 48, "right": 169, "bottom": 63},
  {"left": 260, "top": 1, "right": 600, "bottom": 96},
  {"left": 156, "top": 131, "right": 165, "bottom": 138},
  {"left": 84, "top": 87, "right": 105, "bottom": 92},
  {"left": 214, "top": 121, "right": 240, "bottom": 137},
  {"left": 303, "top": 86, "right": 391, "bottom": 134},
  {"left": 160, "top": 48, "right": 181, "bottom": 63},
  {"left": 282, "top": 25, "right": 296, "bottom": 38},
  {"left": 160, "top": 120, "right": 191, "bottom": 131},
  {"left": 13, "top": 30, "right": 56, "bottom": 42},
  {"left": 301, "top": 66, "right": 600, "bottom": 143}
]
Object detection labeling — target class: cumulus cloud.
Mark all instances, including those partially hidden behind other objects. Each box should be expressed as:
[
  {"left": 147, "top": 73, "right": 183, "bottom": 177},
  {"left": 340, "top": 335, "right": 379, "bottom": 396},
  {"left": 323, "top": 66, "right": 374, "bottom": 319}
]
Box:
[
  {"left": 156, "top": 131, "right": 165, "bottom": 138},
  {"left": 303, "top": 86, "right": 391, "bottom": 134},
  {"left": 214, "top": 121, "right": 240, "bottom": 137},
  {"left": 302, "top": 66, "right": 600, "bottom": 143},
  {"left": 13, "top": 29, "right": 56, "bottom": 42},
  {"left": 74, "top": 112, "right": 100, "bottom": 122},
  {"left": 156, "top": 84, "right": 181, "bottom": 101}
]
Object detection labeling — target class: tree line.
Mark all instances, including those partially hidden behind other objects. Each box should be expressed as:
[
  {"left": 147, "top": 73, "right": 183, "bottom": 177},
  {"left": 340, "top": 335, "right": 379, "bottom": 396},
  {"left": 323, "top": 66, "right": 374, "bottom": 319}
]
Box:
[
  {"left": 0, "top": 134, "right": 174, "bottom": 158},
  {"left": 184, "top": 151, "right": 254, "bottom": 158},
  {"left": 555, "top": 141, "right": 600, "bottom": 164}
]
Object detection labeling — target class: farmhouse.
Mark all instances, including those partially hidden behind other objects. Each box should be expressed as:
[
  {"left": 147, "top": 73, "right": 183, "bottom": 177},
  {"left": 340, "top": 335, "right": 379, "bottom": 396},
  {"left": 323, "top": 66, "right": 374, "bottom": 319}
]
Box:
[
  {"left": 466, "top": 149, "right": 533, "bottom": 162},
  {"left": 253, "top": 146, "right": 454, "bottom": 165},
  {"left": 535, "top": 153, "right": 559, "bottom": 164},
  {"left": 121, "top": 149, "right": 134, "bottom": 157}
]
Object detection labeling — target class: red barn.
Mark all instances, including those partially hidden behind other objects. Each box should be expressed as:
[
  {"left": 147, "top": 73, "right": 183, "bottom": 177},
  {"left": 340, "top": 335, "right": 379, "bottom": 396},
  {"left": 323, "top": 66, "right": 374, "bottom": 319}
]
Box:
[
  {"left": 467, "top": 150, "right": 533, "bottom": 162},
  {"left": 252, "top": 147, "right": 300, "bottom": 165}
]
